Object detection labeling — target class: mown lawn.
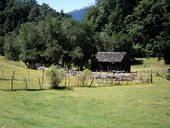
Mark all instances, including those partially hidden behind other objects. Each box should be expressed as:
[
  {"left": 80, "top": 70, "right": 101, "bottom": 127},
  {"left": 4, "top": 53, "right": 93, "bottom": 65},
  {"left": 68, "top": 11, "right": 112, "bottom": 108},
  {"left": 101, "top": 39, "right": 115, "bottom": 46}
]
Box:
[
  {"left": 0, "top": 56, "right": 170, "bottom": 128},
  {"left": 0, "top": 81, "right": 170, "bottom": 128}
]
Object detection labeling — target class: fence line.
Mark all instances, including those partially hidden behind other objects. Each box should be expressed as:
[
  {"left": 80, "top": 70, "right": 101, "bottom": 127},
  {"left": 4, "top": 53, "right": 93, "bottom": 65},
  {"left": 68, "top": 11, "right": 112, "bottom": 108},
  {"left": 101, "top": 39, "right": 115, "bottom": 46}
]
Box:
[{"left": 0, "top": 67, "right": 169, "bottom": 91}]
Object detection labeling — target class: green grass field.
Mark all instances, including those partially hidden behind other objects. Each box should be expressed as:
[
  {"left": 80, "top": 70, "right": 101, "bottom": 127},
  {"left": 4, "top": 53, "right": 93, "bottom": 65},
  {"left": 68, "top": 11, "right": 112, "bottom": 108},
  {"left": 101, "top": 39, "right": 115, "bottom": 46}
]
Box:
[{"left": 0, "top": 56, "right": 170, "bottom": 128}]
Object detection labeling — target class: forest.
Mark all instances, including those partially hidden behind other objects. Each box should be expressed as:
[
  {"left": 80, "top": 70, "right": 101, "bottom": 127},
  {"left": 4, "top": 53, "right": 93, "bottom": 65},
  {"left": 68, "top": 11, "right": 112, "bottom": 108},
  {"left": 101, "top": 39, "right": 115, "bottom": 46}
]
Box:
[{"left": 0, "top": 0, "right": 170, "bottom": 69}]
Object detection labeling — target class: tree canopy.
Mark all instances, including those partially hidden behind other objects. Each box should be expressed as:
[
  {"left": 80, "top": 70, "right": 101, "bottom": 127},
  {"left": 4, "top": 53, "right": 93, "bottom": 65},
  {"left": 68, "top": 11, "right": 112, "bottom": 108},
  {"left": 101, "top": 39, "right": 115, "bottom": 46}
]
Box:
[
  {"left": 84, "top": 0, "right": 170, "bottom": 63},
  {"left": 0, "top": 0, "right": 170, "bottom": 70}
]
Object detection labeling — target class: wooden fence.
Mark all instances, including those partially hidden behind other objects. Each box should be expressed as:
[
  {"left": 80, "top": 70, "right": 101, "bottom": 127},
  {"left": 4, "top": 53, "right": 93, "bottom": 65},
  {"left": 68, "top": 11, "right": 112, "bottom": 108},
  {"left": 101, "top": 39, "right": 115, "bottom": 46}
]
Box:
[
  {"left": 0, "top": 68, "right": 169, "bottom": 91},
  {"left": 0, "top": 69, "right": 46, "bottom": 91}
]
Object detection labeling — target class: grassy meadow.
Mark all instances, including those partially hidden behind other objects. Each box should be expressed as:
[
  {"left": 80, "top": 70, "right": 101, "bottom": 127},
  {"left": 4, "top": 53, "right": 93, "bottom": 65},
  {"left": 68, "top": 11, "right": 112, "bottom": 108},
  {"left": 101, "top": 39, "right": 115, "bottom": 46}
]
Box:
[{"left": 0, "top": 56, "right": 170, "bottom": 128}]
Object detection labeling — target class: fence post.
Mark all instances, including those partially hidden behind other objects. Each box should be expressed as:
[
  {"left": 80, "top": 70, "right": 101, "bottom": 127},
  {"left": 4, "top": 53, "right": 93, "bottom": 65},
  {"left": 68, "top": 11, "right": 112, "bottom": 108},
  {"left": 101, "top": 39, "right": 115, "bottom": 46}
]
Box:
[
  {"left": 11, "top": 76, "right": 14, "bottom": 91},
  {"left": 38, "top": 78, "right": 41, "bottom": 89},
  {"left": 23, "top": 78, "right": 28, "bottom": 90},
  {"left": 78, "top": 76, "right": 80, "bottom": 87},
  {"left": 150, "top": 72, "right": 153, "bottom": 83},
  {"left": 106, "top": 78, "right": 108, "bottom": 86},
  {"left": 13, "top": 71, "right": 15, "bottom": 80},
  {"left": 111, "top": 77, "right": 113, "bottom": 86},
  {"left": 65, "top": 76, "right": 67, "bottom": 87},
  {"left": 27, "top": 71, "right": 30, "bottom": 81},
  {"left": 42, "top": 69, "right": 44, "bottom": 88},
  {"left": 2, "top": 70, "right": 4, "bottom": 79},
  {"left": 141, "top": 75, "right": 143, "bottom": 83},
  {"left": 89, "top": 78, "right": 94, "bottom": 87},
  {"left": 67, "top": 76, "right": 70, "bottom": 86},
  {"left": 126, "top": 79, "right": 128, "bottom": 85}
]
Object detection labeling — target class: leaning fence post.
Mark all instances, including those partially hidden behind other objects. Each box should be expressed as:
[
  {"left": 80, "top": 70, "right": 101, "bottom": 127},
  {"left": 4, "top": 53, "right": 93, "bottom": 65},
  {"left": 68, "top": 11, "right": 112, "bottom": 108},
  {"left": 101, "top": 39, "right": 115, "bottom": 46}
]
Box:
[
  {"left": 2, "top": 70, "right": 4, "bottom": 79},
  {"left": 89, "top": 78, "right": 94, "bottom": 87},
  {"left": 11, "top": 76, "right": 14, "bottom": 91}
]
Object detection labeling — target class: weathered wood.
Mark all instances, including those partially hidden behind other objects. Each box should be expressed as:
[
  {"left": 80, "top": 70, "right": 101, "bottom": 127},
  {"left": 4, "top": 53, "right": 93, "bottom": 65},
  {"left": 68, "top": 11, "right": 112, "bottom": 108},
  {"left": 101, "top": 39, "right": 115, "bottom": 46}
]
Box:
[
  {"left": 42, "top": 70, "right": 45, "bottom": 87},
  {"left": 23, "top": 78, "right": 28, "bottom": 90},
  {"left": 89, "top": 78, "right": 94, "bottom": 87},
  {"left": 2, "top": 70, "right": 4, "bottom": 79},
  {"left": 11, "top": 76, "right": 14, "bottom": 91},
  {"left": 13, "top": 71, "right": 15, "bottom": 79},
  {"left": 150, "top": 73, "right": 153, "bottom": 83},
  {"left": 77, "top": 76, "right": 79, "bottom": 87},
  {"left": 65, "top": 76, "right": 67, "bottom": 87},
  {"left": 38, "top": 78, "right": 41, "bottom": 89},
  {"left": 27, "top": 71, "right": 30, "bottom": 81}
]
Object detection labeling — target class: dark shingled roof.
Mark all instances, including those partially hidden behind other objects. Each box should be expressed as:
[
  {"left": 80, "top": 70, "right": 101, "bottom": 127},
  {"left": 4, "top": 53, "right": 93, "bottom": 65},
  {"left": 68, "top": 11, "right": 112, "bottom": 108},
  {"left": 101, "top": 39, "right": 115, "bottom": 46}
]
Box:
[{"left": 96, "top": 52, "right": 127, "bottom": 63}]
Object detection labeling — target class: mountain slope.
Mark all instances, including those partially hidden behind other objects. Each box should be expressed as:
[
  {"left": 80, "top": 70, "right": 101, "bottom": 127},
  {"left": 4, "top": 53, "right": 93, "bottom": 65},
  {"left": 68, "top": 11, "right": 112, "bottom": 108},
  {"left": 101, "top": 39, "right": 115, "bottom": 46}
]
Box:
[{"left": 69, "top": 8, "right": 87, "bottom": 21}]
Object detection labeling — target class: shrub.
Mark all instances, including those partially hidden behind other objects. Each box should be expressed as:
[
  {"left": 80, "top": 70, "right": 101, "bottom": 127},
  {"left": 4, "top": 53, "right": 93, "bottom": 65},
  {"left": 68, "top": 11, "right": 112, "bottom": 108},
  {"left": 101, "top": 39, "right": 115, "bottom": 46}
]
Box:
[
  {"left": 46, "top": 65, "right": 65, "bottom": 89},
  {"left": 78, "top": 69, "right": 92, "bottom": 86},
  {"left": 165, "top": 73, "right": 170, "bottom": 81}
]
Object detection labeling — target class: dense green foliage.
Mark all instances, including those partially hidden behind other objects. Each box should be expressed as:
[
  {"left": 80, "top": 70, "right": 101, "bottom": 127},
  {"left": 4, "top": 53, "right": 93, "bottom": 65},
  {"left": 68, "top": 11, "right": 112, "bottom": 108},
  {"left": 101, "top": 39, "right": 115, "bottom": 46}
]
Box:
[
  {"left": 84, "top": 0, "right": 170, "bottom": 63},
  {"left": 0, "top": 0, "right": 96, "bottom": 69},
  {"left": 45, "top": 65, "right": 65, "bottom": 89},
  {"left": 165, "top": 73, "right": 170, "bottom": 80},
  {"left": 0, "top": 0, "right": 170, "bottom": 69}
]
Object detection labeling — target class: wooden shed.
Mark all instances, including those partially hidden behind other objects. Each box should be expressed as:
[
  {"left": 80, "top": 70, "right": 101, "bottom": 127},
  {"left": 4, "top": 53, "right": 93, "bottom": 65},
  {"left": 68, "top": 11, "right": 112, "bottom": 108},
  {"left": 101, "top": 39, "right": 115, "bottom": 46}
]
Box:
[{"left": 91, "top": 52, "right": 131, "bottom": 72}]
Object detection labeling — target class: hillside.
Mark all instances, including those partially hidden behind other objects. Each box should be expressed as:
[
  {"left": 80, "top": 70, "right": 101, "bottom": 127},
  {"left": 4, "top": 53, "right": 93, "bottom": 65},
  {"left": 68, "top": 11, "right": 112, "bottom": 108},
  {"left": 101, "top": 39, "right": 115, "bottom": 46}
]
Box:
[
  {"left": 68, "top": 8, "right": 87, "bottom": 21},
  {"left": 0, "top": 56, "right": 170, "bottom": 128}
]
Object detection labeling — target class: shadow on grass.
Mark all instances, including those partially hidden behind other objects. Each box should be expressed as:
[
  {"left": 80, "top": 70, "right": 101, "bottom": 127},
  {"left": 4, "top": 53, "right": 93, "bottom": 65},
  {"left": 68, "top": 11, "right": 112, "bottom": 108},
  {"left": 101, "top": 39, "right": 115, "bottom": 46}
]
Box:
[
  {"left": 0, "top": 87, "right": 73, "bottom": 92},
  {"left": 49, "top": 86, "right": 73, "bottom": 91},
  {"left": 132, "top": 59, "right": 144, "bottom": 65},
  {"left": 0, "top": 88, "right": 45, "bottom": 92}
]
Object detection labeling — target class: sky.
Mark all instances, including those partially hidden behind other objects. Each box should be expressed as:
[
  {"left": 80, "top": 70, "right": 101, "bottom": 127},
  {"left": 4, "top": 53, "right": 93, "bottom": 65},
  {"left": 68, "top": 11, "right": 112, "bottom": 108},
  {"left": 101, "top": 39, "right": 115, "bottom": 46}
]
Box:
[{"left": 37, "top": 0, "right": 96, "bottom": 13}]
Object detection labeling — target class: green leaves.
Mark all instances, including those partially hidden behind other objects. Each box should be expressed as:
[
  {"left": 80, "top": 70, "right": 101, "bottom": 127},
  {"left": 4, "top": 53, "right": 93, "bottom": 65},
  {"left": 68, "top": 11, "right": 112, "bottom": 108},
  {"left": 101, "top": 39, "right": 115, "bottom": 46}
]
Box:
[
  {"left": 4, "top": 32, "right": 20, "bottom": 61},
  {"left": 84, "top": 0, "right": 170, "bottom": 63},
  {"left": 45, "top": 65, "right": 66, "bottom": 89}
]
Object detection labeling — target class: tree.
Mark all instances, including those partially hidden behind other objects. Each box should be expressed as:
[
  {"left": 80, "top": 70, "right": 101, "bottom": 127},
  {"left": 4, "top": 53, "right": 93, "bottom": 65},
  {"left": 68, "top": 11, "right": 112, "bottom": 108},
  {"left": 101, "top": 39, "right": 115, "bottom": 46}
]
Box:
[
  {"left": 70, "top": 47, "right": 84, "bottom": 70},
  {"left": 111, "top": 33, "right": 134, "bottom": 56},
  {"left": 0, "top": 36, "right": 4, "bottom": 55},
  {"left": 18, "top": 22, "right": 46, "bottom": 68},
  {"left": 4, "top": 32, "right": 21, "bottom": 60}
]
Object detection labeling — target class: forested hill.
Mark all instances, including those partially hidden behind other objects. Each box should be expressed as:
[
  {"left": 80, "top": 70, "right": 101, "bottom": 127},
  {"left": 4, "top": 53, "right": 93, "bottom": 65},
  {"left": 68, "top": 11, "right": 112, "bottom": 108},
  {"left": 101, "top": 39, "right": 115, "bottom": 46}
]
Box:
[
  {"left": 0, "top": 0, "right": 96, "bottom": 70},
  {"left": 69, "top": 8, "right": 87, "bottom": 21},
  {"left": 0, "top": 0, "right": 170, "bottom": 70},
  {"left": 84, "top": 0, "right": 170, "bottom": 64}
]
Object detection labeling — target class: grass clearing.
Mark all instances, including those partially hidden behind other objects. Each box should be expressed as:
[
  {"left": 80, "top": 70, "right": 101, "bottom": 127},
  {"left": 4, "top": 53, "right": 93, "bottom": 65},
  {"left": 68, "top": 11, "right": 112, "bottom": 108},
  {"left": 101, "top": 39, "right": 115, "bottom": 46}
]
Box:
[
  {"left": 0, "top": 56, "right": 170, "bottom": 128},
  {"left": 0, "top": 82, "right": 170, "bottom": 128}
]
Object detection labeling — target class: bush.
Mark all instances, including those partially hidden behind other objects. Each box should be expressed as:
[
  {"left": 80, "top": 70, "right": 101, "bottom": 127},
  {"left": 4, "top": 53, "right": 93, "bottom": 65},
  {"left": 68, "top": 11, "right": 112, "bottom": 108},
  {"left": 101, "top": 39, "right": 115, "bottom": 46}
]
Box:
[
  {"left": 165, "top": 73, "right": 170, "bottom": 81},
  {"left": 78, "top": 69, "right": 92, "bottom": 86},
  {"left": 46, "top": 65, "right": 65, "bottom": 89}
]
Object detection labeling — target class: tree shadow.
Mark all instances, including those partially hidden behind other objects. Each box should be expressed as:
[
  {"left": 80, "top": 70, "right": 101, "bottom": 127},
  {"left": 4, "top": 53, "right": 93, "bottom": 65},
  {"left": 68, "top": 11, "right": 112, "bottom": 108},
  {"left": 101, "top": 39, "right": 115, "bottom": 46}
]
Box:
[
  {"left": 0, "top": 88, "right": 45, "bottom": 92},
  {"left": 50, "top": 86, "right": 73, "bottom": 91},
  {"left": 131, "top": 59, "right": 143, "bottom": 65},
  {"left": 0, "top": 87, "right": 73, "bottom": 92}
]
